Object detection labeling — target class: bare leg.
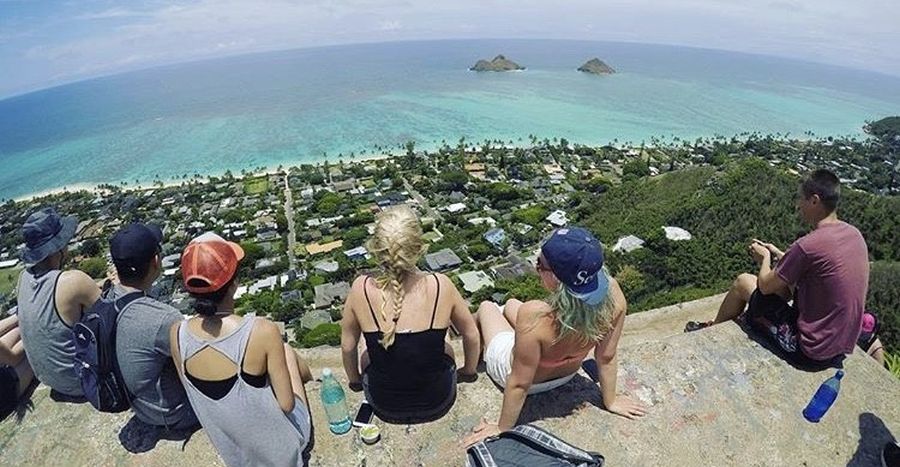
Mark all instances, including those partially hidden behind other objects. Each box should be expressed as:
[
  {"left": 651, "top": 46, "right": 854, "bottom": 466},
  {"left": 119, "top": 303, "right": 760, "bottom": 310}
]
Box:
[
  {"left": 714, "top": 273, "right": 757, "bottom": 324},
  {"left": 502, "top": 299, "right": 524, "bottom": 328},
  {"left": 283, "top": 344, "right": 309, "bottom": 406},
  {"left": 297, "top": 355, "right": 313, "bottom": 384},
  {"left": 475, "top": 301, "right": 514, "bottom": 352},
  {"left": 0, "top": 327, "right": 24, "bottom": 366},
  {"left": 14, "top": 358, "right": 33, "bottom": 396},
  {"left": 0, "top": 315, "right": 18, "bottom": 336},
  {"left": 868, "top": 338, "right": 885, "bottom": 366}
]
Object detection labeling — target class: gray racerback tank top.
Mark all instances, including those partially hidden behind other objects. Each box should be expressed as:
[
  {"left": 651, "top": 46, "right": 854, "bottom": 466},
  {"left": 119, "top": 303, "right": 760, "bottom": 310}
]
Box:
[
  {"left": 177, "top": 317, "right": 309, "bottom": 467},
  {"left": 16, "top": 269, "right": 84, "bottom": 397}
]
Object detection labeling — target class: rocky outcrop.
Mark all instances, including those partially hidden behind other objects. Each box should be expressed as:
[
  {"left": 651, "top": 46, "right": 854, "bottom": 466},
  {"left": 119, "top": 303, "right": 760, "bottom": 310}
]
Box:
[
  {"left": 2, "top": 295, "right": 898, "bottom": 466},
  {"left": 469, "top": 55, "right": 525, "bottom": 72},
  {"left": 578, "top": 58, "right": 616, "bottom": 75}
]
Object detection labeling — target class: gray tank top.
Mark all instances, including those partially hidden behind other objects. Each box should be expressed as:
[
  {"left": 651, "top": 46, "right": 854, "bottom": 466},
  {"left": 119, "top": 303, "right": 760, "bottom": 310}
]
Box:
[
  {"left": 16, "top": 269, "right": 84, "bottom": 396},
  {"left": 177, "top": 317, "right": 309, "bottom": 467}
]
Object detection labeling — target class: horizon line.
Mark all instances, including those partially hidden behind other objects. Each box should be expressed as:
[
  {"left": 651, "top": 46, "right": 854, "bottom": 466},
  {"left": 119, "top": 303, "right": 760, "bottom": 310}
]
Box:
[{"left": 3, "top": 37, "right": 900, "bottom": 102}]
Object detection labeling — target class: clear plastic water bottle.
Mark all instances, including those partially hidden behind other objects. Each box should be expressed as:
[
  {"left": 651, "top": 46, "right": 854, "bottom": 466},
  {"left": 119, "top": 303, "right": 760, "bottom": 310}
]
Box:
[
  {"left": 802, "top": 370, "right": 844, "bottom": 422},
  {"left": 320, "top": 368, "right": 351, "bottom": 434}
]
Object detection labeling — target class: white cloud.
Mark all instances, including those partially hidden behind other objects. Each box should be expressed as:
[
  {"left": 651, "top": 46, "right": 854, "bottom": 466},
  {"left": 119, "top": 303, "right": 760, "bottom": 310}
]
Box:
[
  {"left": 379, "top": 20, "right": 402, "bottom": 31},
  {"left": 74, "top": 8, "right": 151, "bottom": 20},
  {"left": 3, "top": 0, "right": 900, "bottom": 96}
]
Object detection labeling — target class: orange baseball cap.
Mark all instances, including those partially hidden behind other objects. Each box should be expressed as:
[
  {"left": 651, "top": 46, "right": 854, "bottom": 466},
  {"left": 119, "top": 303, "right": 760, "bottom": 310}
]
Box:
[{"left": 181, "top": 232, "right": 244, "bottom": 294}]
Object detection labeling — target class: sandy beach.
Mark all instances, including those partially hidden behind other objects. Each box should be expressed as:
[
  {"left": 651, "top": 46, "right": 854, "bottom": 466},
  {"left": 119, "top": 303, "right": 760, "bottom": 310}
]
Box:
[{"left": 11, "top": 152, "right": 397, "bottom": 204}]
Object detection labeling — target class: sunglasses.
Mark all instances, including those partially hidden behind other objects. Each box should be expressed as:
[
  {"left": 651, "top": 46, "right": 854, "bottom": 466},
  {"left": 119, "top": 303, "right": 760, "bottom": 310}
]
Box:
[{"left": 535, "top": 258, "right": 551, "bottom": 273}]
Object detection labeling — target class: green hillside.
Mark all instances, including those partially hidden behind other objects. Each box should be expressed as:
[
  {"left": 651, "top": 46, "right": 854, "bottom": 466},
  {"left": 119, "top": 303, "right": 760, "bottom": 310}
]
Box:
[{"left": 577, "top": 158, "right": 900, "bottom": 352}]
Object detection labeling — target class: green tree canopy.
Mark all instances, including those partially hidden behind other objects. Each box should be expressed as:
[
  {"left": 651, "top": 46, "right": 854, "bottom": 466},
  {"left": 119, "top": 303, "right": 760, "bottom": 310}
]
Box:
[
  {"left": 439, "top": 170, "right": 469, "bottom": 192},
  {"left": 512, "top": 205, "right": 549, "bottom": 227},
  {"left": 622, "top": 158, "right": 650, "bottom": 180},
  {"left": 865, "top": 116, "right": 900, "bottom": 141},
  {"left": 80, "top": 238, "right": 101, "bottom": 257},
  {"left": 300, "top": 323, "right": 341, "bottom": 347},
  {"left": 79, "top": 257, "right": 108, "bottom": 279}
]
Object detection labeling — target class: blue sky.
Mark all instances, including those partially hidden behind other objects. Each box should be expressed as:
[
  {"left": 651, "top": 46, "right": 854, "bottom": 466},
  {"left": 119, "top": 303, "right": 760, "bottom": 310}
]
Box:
[{"left": 1, "top": 0, "right": 898, "bottom": 98}]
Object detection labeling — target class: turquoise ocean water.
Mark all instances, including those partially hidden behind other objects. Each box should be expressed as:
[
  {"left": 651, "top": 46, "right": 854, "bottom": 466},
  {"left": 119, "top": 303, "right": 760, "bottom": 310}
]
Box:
[{"left": 1, "top": 39, "right": 899, "bottom": 200}]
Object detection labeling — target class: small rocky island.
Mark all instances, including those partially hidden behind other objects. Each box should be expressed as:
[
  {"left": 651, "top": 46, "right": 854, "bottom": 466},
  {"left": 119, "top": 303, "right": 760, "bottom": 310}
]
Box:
[
  {"left": 578, "top": 58, "right": 616, "bottom": 75},
  {"left": 469, "top": 55, "right": 525, "bottom": 72}
]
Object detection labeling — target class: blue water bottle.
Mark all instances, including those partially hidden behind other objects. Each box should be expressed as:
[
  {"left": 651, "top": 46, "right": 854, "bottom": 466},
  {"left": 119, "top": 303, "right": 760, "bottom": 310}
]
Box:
[
  {"left": 802, "top": 370, "right": 844, "bottom": 422},
  {"left": 320, "top": 368, "right": 352, "bottom": 434}
]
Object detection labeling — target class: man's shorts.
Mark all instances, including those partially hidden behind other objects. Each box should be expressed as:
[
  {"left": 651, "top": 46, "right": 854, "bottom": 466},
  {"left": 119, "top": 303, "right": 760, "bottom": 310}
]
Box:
[
  {"left": 745, "top": 290, "right": 841, "bottom": 369},
  {"left": 0, "top": 365, "right": 20, "bottom": 419},
  {"left": 484, "top": 331, "right": 575, "bottom": 394}
]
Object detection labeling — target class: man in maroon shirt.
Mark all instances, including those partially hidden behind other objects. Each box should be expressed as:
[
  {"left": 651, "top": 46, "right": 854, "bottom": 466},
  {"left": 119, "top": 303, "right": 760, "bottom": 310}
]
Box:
[{"left": 686, "top": 169, "right": 870, "bottom": 368}]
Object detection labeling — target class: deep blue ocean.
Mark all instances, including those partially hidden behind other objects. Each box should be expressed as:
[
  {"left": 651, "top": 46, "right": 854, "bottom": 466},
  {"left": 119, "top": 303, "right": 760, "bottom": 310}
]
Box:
[{"left": 1, "top": 39, "right": 899, "bottom": 200}]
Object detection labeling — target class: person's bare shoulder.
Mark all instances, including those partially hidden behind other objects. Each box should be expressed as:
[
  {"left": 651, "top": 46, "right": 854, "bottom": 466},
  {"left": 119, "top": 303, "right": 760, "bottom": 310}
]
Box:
[
  {"left": 516, "top": 299, "right": 554, "bottom": 334},
  {"left": 520, "top": 298, "right": 552, "bottom": 313},
  {"left": 349, "top": 274, "right": 371, "bottom": 298},
  {"left": 253, "top": 317, "right": 281, "bottom": 338},
  {"left": 433, "top": 273, "right": 460, "bottom": 296},
  {"left": 57, "top": 270, "right": 100, "bottom": 303},
  {"left": 607, "top": 277, "right": 628, "bottom": 315},
  {"left": 248, "top": 317, "right": 283, "bottom": 351},
  {"left": 59, "top": 269, "right": 97, "bottom": 288}
]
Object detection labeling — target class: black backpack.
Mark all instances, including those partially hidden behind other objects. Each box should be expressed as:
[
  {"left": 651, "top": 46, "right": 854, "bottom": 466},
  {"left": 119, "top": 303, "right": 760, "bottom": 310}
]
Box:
[
  {"left": 467, "top": 424, "right": 605, "bottom": 467},
  {"left": 73, "top": 281, "right": 142, "bottom": 413}
]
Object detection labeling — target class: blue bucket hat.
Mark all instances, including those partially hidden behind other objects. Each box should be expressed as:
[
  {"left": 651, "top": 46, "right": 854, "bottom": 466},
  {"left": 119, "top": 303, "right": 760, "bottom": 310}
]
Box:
[
  {"left": 21, "top": 207, "right": 78, "bottom": 266},
  {"left": 540, "top": 227, "right": 609, "bottom": 306}
]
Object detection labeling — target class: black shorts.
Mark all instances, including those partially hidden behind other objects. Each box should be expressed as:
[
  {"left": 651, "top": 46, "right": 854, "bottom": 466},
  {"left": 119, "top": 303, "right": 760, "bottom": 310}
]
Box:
[
  {"left": 363, "top": 362, "right": 457, "bottom": 425},
  {"left": 0, "top": 365, "right": 20, "bottom": 419},
  {"left": 745, "top": 290, "right": 842, "bottom": 370}
]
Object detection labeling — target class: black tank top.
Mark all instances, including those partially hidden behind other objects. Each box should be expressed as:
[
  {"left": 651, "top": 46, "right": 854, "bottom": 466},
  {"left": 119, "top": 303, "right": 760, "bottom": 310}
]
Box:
[{"left": 362, "top": 274, "right": 454, "bottom": 415}]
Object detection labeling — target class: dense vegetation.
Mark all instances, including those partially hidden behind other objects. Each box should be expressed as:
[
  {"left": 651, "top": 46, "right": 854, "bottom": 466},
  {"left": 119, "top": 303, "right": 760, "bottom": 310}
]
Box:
[{"left": 575, "top": 158, "right": 899, "bottom": 352}]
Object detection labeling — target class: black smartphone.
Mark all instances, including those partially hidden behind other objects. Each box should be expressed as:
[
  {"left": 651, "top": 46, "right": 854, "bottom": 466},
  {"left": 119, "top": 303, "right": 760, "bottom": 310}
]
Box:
[{"left": 353, "top": 401, "right": 374, "bottom": 427}]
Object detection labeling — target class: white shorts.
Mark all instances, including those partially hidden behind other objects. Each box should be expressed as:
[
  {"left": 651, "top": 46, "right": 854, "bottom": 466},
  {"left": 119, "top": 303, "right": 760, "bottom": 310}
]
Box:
[{"left": 484, "top": 331, "right": 575, "bottom": 395}]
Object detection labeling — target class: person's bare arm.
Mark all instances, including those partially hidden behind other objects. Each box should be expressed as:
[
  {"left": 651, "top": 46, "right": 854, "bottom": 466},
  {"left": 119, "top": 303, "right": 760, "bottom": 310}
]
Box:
[
  {"left": 750, "top": 242, "right": 790, "bottom": 297},
  {"left": 497, "top": 317, "right": 541, "bottom": 430},
  {"left": 340, "top": 286, "right": 363, "bottom": 386},
  {"left": 260, "top": 320, "right": 296, "bottom": 413},
  {"left": 753, "top": 239, "right": 785, "bottom": 261},
  {"left": 56, "top": 270, "right": 101, "bottom": 326},
  {"left": 463, "top": 303, "right": 542, "bottom": 446},
  {"left": 594, "top": 280, "right": 646, "bottom": 419},
  {"left": 445, "top": 274, "right": 479, "bottom": 375}
]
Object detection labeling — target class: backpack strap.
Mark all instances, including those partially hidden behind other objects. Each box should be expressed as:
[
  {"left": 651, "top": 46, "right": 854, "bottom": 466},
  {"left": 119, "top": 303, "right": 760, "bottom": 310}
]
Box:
[
  {"left": 114, "top": 291, "right": 144, "bottom": 313},
  {"left": 466, "top": 442, "right": 498, "bottom": 467},
  {"left": 500, "top": 424, "right": 604, "bottom": 464}
]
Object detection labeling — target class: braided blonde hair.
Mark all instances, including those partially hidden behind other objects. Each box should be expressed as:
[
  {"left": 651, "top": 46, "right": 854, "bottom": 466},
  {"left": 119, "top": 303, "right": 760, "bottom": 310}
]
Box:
[{"left": 365, "top": 205, "right": 427, "bottom": 348}]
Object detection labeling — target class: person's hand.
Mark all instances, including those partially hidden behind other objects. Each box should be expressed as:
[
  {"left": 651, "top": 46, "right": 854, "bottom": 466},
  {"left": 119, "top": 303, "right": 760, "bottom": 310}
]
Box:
[
  {"left": 348, "top": 380, "right": 363, "bottom": 392},
  {"left": 752, "top": 239, "right": 784, "bottom": 260},
  {"left": 606, "top": 395, "right": 648, "bottom": 420},
  {"left": 462, "top": 418, "right": 501, "bottom": 448},
  {"left": 748, "top": 241, "right": 771, "bottom": 265},
  {"left": 457, "top": 369, "right": 478, "bottom": 384}
]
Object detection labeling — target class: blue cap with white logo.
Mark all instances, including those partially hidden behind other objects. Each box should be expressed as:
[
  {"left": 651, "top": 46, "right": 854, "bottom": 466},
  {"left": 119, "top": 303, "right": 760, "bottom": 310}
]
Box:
[{"left": 540, "top": 227, "right": 609, "bottom": 306}]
